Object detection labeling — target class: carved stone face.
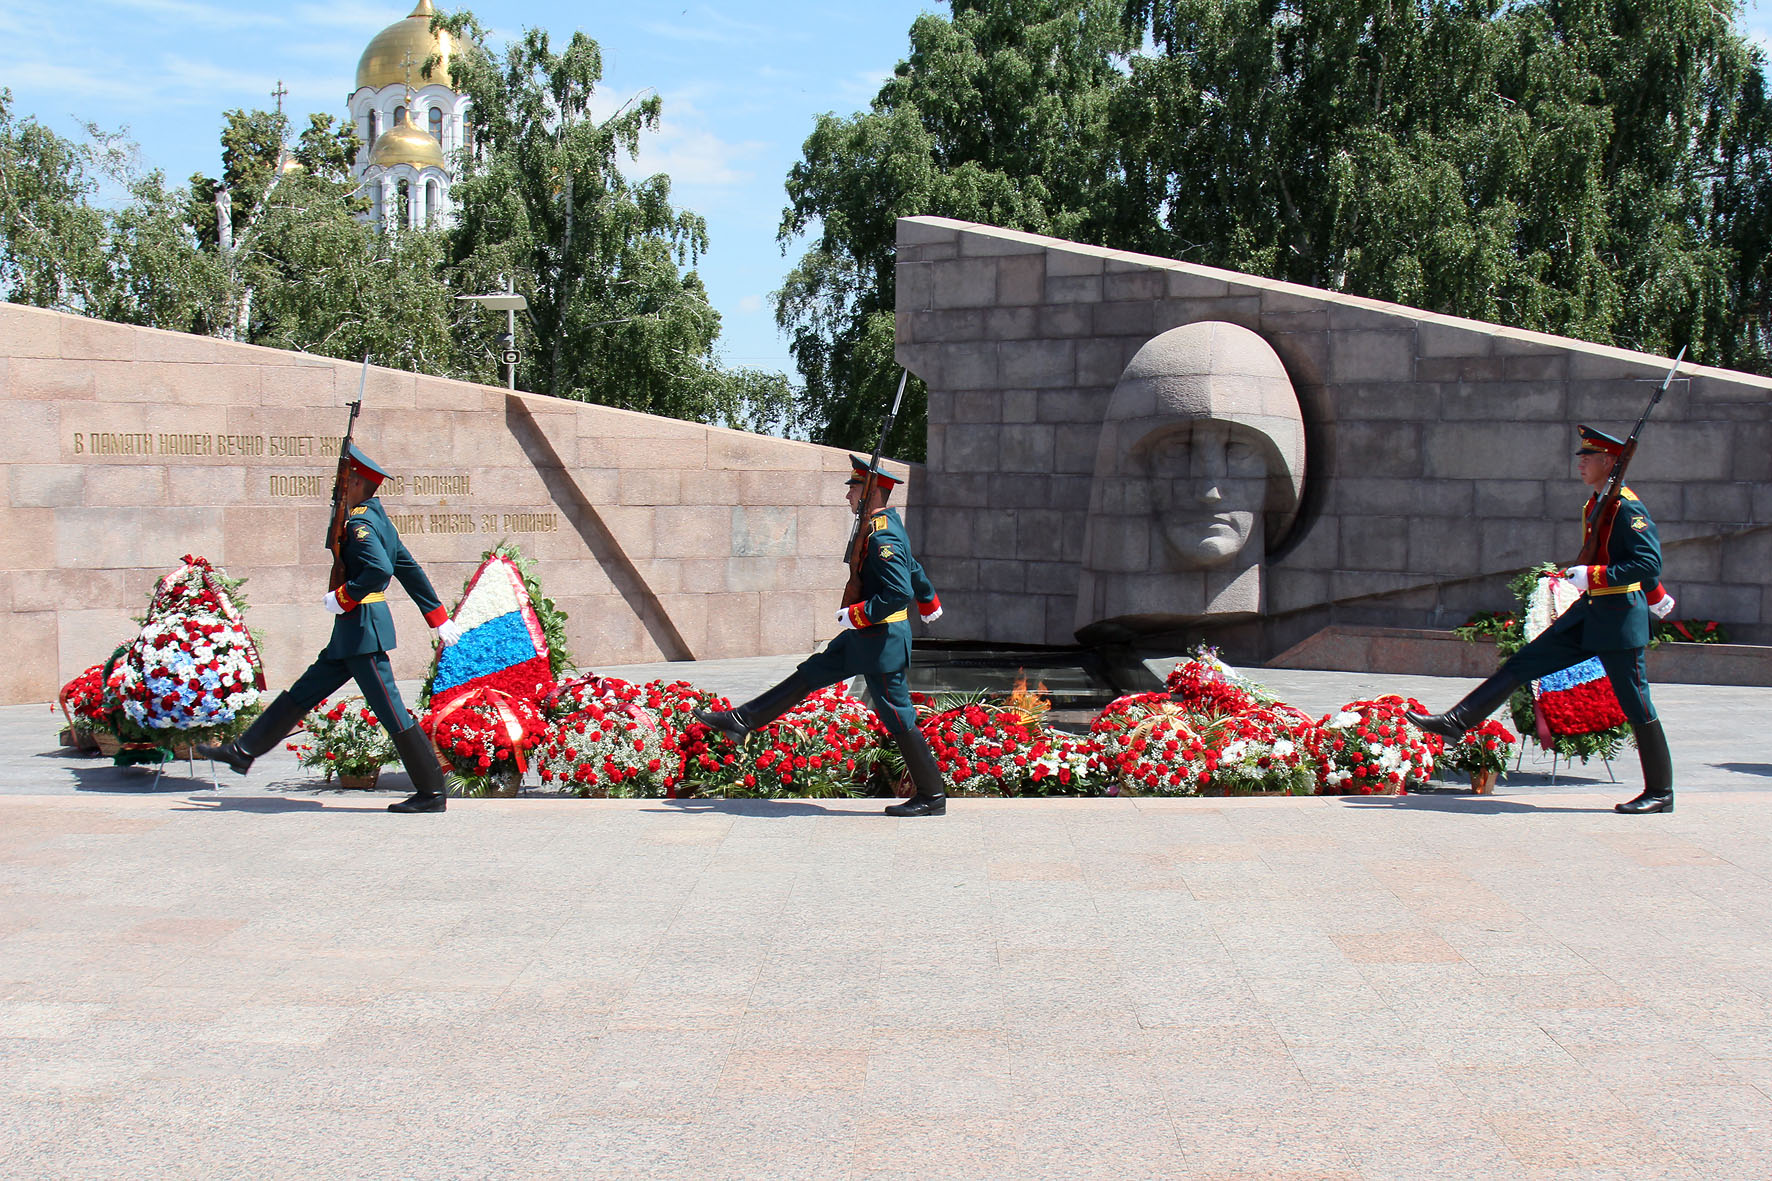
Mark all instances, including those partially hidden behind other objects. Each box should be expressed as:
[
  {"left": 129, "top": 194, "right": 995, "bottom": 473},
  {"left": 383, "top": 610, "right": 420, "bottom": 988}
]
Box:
[
  {"left": 1138, "top": 418, "right": 1270, "bottom": 568},
  {"left": 1075, "top": 321, "right": 1305, "bottom": 635}
]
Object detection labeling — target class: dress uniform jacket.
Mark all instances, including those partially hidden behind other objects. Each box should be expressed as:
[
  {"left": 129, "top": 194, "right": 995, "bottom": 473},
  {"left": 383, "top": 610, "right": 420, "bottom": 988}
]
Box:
[
  {"left": 1497, "top": 486, "right": 1662, "bottom": 726},
  {"left": 1549, "top": 488, "right": 1661, "bottom": 653},
  {"left": 327, "top": 498, "right": 450, "bottom": 659},
  {"left": 796, "top": 507, "right": 936, "bottom": 733}
]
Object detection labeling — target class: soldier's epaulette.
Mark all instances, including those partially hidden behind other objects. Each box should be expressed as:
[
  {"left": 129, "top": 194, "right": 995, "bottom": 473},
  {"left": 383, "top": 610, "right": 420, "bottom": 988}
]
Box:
[
  {"left": 1620, "top": 487, "right": 1639, "bottom": 502},
  {"left": 869, "top": 513, "right": 889, "bottom": 533},
  {"left": 350, "top": 505, "right": 369, "bottom": 516}
]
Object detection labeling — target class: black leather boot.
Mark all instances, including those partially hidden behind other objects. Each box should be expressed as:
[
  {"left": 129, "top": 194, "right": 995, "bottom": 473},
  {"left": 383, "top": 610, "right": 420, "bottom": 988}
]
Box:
[
  {"left": 884, "top": 727, "right": 946, "bottom": 817},
  {"left": 1616, "top": 719, "right": 1674, "bottom": 814},
  {"left": 692, "top": 673, "right": 814, "bottom": 738},
  {"left": 197, "top": 691, "right": 307, "bottom": 775},
  {"left": 1405, "top": 673, "right": 1519, "bottom": 739},
  {"left": 388, "top": 721, "right": 448, "bottom": 813}
]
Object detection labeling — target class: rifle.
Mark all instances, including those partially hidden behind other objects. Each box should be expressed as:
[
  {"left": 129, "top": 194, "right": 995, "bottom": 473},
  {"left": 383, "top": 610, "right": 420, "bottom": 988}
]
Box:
[
  {"left": 1573, "top": 346, "right": 1685, "bottom": 566},
  {"left": 841, "top": 368, "right": 909, "bottom": 607},
  {"left": 325, "top": 355, "right": 369, "bottom": 588}
]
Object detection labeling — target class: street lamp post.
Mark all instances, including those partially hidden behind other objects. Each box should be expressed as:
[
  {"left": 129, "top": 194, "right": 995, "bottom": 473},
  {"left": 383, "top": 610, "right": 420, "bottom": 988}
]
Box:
[{"left": 456, "top": 281, "right": 529, "bottom": 390}]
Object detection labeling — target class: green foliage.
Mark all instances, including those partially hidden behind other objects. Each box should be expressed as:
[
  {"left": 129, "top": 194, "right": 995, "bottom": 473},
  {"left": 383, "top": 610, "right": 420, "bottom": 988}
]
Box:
[
  {"left": 780, "top": 1, "right": 1772, "bottom": 450},
  {"left": 432, "top": 11, "right": 781, "bottom": 429},
  {"left": 289, "top": 696, "right": 399, "bottom": 780},
  {"left": 777, "top": 0, "right": 1134, "bottom": 458}
]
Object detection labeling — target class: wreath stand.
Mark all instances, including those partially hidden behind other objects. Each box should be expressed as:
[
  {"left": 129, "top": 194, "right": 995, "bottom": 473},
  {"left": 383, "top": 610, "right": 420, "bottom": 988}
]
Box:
[{"left": 1515, "top": 742, "right": 1616, "bottom": 785}]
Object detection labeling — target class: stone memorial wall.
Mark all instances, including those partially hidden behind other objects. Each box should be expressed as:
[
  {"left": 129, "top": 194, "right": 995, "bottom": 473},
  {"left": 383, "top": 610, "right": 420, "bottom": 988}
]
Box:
[
  {"left": 897, "top": 217, "right": 1772, "bottom": 661},
  {"left": 0, "top": 302, "right": 870, "bottom": 706}
]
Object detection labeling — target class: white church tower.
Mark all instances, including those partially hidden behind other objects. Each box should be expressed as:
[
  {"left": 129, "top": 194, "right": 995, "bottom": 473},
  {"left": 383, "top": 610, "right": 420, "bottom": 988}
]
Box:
[{"left": 348, "top": 0, "right": 470, "bottom": 230}]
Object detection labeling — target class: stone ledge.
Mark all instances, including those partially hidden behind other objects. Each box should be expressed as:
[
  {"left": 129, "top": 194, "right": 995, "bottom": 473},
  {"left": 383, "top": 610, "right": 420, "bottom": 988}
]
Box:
[{"left": 1268, "top": 624, "right": 1772, "bottom": 686}]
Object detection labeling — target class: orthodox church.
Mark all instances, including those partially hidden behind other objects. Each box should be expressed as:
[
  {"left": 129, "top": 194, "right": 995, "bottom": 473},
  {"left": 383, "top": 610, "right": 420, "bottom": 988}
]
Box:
[{"left": 348, "top": 0, "right": 469, "bottom": 230}]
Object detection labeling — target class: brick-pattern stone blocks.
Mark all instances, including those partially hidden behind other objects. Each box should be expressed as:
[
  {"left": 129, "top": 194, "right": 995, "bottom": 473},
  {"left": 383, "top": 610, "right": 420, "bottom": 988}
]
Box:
[
  {"left": 0, "top": 301, "right": 877, "bottom": 705},
  {"left": 897, "top": 216, "right": 1772, "bottom": 656}
]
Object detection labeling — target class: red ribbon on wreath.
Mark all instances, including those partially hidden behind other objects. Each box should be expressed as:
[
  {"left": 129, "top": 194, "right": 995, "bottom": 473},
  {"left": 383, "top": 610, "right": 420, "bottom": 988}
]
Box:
[{"left": 428, "top": 686, "right": 535, "bottom": 774}]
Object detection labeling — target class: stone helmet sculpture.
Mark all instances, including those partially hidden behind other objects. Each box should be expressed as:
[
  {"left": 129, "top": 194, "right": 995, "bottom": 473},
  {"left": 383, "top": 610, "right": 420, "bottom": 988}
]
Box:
[{"left": 1075, "top": 321, "right": 1305, "bottom": 636}]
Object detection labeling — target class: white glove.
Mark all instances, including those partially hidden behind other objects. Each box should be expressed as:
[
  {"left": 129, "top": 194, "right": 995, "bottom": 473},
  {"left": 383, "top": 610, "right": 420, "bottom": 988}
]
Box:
[
  {"left": 436, "top": 619, "right": 465, "bottom": 646},
  {"left": 1650, "top": 593, "right": 1676, "bottom": 620},
  {"left": 324, "top": 590, "right": 346, "bottom": 615},
  {"left": 1562, "top": 566, "right": 1590, "bottom": 593},
  {"left": 835, "top": 608, "right": 856, "bottom": 631},
  {"left": 922, "top": 604, "right": 943, "bottom": 623}
]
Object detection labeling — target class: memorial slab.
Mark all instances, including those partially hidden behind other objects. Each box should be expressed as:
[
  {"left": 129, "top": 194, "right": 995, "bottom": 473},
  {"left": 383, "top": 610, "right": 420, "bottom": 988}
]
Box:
[
  {"left": 897, "top": 217, "right": 1772, "bottom": 662},
  {"left": 0, "top": 302, "right": 892, "bottom": 706}
]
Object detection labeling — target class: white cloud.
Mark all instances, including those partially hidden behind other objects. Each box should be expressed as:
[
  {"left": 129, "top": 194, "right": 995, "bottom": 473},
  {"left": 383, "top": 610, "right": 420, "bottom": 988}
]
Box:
[
  {"left": 640, "top": 5, "right": 803, "bottom": 47},
  {"left": 737, "top": 293, "right": 764, "bottom": 314},
  {"left": 103, "top": 0, "right": 286, "bottom": 32},
  {"left": 631, "top": 122, "right": 765, "bottom": 188}
]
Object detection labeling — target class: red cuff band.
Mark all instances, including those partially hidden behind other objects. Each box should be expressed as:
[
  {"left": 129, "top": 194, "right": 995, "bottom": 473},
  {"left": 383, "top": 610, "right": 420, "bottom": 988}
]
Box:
[
  {"left": 847, "top": 603, "right": 870, "bottom": 629},
  {"left": 918, "top": 595, "right": 941, "bottom": 618},
  {"left": 1645, "top": 583, "right": 1667, "bottom": 604},
  {"left": 423, "top": 606, "right": 449, "bottom": 628},
  {"left": 333, "top": 585, "right": 358, "bottom": 611},
  {"left": 1588, "top": 565, "right": 1608, "bottom": 589}
]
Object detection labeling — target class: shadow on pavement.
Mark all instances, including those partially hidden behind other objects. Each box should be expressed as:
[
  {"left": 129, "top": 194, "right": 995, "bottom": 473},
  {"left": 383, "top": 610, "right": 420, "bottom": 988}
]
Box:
[
  {"left": 1338, "top": 794, "right": 1617, "bottom": 814},
  {"left": 70, "top": 765, "right": 217, "bottom": 793},
  {"left": 173, "top": 796, "right": 394, "bottom": 814},
  {"left": 1715, "top": 762, "right": 1772, "bottom": 777},
  {"left": 647, "top": 798, "right": 858, "bottom": 817}
]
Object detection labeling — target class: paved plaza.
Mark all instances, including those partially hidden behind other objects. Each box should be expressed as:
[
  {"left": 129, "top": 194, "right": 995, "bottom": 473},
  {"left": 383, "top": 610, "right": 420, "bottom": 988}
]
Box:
[{"left": 4, "top": 662, "right": 1772, "bottom": 1179}]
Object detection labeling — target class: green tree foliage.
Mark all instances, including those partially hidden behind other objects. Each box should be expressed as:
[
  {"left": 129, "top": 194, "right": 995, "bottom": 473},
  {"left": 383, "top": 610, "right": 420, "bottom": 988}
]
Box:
[
  {"left": 778, "top": 0, "right": 1133, "bottom": 458},
  {"left": 0, "top": 89, "right": 115, "bottom": 312},
  {"left": 1119, "top": 0, "right": 1765, "bottom": 363},
  {"left": 434, "top": 11, "right": 788, "bottom": 428},
  {"left": 781, "top": 0, "right": 1772, "bottom": 450}
]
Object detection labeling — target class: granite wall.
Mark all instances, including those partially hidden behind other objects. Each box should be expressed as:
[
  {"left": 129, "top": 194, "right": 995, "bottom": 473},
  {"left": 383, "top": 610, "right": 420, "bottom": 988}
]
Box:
[
  {"left": 896, "top": 216, "right": 1772, "bottom": 659},
  {"left": 0, "top": 302, "right": 872, "bottom": 706}
]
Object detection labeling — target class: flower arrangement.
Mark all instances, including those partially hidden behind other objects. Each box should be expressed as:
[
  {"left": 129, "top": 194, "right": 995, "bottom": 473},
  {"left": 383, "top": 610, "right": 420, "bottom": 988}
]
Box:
[
  {"left": 1200, "top": 705, "right": 1323, "bottom": 796},
  {"left": 1440, "top": 718, "right": 1517, "bottom": 778},
  {"left": 285, "top": 696, "right": 397, "bottom": 783},
  {"left": 1318, "top": 696, "right": 1439, "bottom": 795},
  {"left": 1165, "top": 649, "right": 1262, "bottom": 718},
  {"left": 692, "top": 685, "right": 885, "bottom": 798},
  {"left": 1090, "top": 692, "right": 1322, "bottom": 796},
  {"left": 536, "top": 694, "right": 673, "bottom": 798},
  {"left": 423, "top": 687, "right": 546, "bottom": 796},
  {"left": 1089, "top": 693, "right": 1204, "bottom": 795},
  {"left": 102, "top": 556, "right": 265, "bottom": 752},
  {"left": 1653, "top": 618, "right": 1729, "bottom": 646},
  {"left": 58, "top": 663, "right": 109, "bottom": 741},
  {"left": 915, "top": 692, "right": 1104, "bottom": 797},
  {"left": 637, "top": 679, "right": 732, "bottom": 785},
  {"left": 426, "top": 545, "right": 560, "bottom": 712}
]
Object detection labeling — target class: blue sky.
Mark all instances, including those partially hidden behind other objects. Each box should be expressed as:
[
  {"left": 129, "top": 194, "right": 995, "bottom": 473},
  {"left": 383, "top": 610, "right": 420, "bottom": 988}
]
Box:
[{"left": 3, "top": 1, "right": 1769, "bottom": 382}]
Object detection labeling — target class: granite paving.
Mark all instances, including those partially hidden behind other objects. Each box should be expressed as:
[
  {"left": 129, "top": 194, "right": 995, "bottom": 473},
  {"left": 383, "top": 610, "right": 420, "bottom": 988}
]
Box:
[{"left": 4, "top": 661, "right": 1772, "bottom": 1178}]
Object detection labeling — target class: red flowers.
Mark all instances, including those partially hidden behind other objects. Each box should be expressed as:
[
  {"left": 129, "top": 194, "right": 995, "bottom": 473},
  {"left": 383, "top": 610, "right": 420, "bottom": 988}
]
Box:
[{"left": 423, "top": 688, "right": 545, "bottom": 792}]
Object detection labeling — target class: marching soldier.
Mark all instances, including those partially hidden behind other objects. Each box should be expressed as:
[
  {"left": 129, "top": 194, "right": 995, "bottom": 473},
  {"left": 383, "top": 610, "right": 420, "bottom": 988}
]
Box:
[
  {"left": 1406, "top": 425, "right": 1677, "bottom": 814},
  {"left": 695, "top": 455, "right": 947, "bottom": 816},
  {"left": 199, "top": 443, "right": 463, "bottom": 813}
]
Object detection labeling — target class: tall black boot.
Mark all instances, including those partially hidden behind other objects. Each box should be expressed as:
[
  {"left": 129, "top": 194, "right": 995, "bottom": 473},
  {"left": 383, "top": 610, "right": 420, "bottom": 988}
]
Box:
[
  {"left": 388, "top": 721, "right": 448, "bottom": 813},
  {"left": 197, "top": 691, "right": 307, "bottom": 775},
  {"left": 884, "top": 726, "right": 946, "bottom": 818},
  {"left": 1616, "top": 719, "right": 1674, "bottom": 814},
  {"left": 1405, "top": 672, "right": 1519, "bottom": 739},
  {"left": 692, "top": 673, "right": 814, "bottom": 738}
]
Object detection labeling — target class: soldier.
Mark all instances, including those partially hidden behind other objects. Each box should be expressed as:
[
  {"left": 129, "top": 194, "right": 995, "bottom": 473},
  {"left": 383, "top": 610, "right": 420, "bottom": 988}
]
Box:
[
  {"left": 199, "top": 443, "right": 463, "bottom": 813},
  {"left": 695, "top": 455, "right": 947, "bottom": 817},
  {"left": 1406, "top": 425, "right": 1677, "bottom": 814}
]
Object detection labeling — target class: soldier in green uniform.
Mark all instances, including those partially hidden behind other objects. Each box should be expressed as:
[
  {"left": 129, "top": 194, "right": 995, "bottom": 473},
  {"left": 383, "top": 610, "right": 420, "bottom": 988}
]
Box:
[
  {"left": 1407, "top": 425, "right": 1677, "bottom": 814},
  {"left": 695, "top": 455, "right": 948, "bottom": 816},
  {"left": 199, "top": 443, "right": 462, "bottom": 813}
]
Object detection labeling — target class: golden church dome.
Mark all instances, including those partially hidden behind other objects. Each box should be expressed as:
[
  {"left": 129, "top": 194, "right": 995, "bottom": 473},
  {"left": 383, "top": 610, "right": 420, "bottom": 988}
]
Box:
[
  {"left": 356, "top": 0, "right": 456, "bottom": 92},
  {"left": 367, "top": 109, "right": 447, "bottom": 170}
]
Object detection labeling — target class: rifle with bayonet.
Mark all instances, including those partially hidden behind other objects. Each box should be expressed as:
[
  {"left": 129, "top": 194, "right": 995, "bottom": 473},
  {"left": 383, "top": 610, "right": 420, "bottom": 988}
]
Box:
[
  {"left": 1572, "top": 346, "right": 1686, "bottom": 566},
  {"left": 325, "top": 355, "right": 369, "bottom": 588},
  {"left": 841, "top": 368, "right": 909, "bottom": 607}
]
